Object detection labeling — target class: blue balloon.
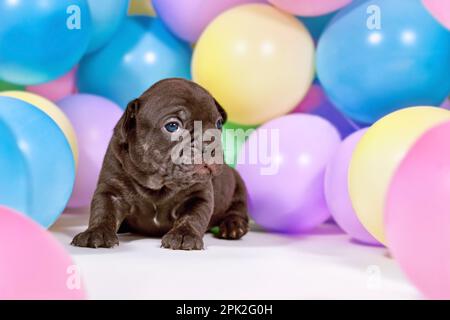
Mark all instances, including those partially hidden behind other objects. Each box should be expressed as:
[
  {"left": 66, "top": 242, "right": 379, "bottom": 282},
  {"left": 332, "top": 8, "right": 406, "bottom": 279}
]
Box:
[
  {"left": 0, "top": 119, "right": 30, "bottom": 214},
  {"left": 85, "top": 0, "right": 129, "bottom": 54},
  {"left": 317, "top": 0, "right": 450, "bottom": 124},
  {"left": 0, "top": 97, "right": 75, "bottom": 228},
  {"left": 299, "top": 12, "right": 336, "bottom": 42},
  {"left": 0, "top": 0, "right": 91, "bottom": 85},
  {"left": 77, "top": 17, "right": 192, "bottom": 108}
]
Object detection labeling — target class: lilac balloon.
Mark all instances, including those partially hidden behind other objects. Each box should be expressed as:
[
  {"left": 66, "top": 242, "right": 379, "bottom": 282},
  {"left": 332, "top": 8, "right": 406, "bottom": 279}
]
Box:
[
  {"left": 153, "top": 0, "right": 266, "bottom": 43},
  {"left": 58, "top": 94, "right": 123, "bottom": 208},
  {"left": 442, "top": 97, "right": 450, "bottom": 110},
  {"left": 324, "top": 129, "right": 380, "bottom": 245},
  {"left": 236, "top": 114, "right": 341, "bottom": 233}
]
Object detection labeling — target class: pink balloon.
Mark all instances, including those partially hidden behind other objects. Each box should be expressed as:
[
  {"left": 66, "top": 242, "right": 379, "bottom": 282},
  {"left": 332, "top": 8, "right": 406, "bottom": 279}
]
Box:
[
  {"left": 0, "top": 206, "right": 86, "bottom": 299},
  {"left": 291, "top": 83, "right": 326, "bottom": 113},
  {"left": 423, "top": 0, "right": 450, "bottom": 30},
  {"left": 26, "top": 67, "right": 77, "bottom": 102},
  {"left": 385, "top": 120, "right": 450, "bottom": 299},
  {"left": 153, "top": 0, "right": 266, "bottom": 43},
  {"left": 58, "top": 94, "right": 123, "bottom": 208},
  {"left": 325, "top": 129, "right": 380, "bottom": 245},
  {"left": 236, "top": 114, "right": 341, "bottom": 233},
  {"left": 268, "top": 0, "right": 352, "bottom": 16}
]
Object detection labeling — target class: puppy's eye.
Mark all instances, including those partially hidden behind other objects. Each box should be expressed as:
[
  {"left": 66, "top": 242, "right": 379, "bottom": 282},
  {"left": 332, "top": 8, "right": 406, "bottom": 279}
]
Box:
[
  {"left": 216, "top": 119, "right": 223, "bottom": 129},
  {"left": 164, "top": 122, "right": 180, "bottom": 133}
]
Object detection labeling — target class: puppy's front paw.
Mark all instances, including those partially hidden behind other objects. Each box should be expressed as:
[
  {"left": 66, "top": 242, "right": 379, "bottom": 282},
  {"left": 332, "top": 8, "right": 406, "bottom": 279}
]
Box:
[
  {"left": 71, "top": 227, "right": 119, "bottom": 248},
  {"left": 218, "top": 215, "right": 248, "bottom": 240},
  {"left": 161, "top": 229, "right": 204, "bottom": 250}
]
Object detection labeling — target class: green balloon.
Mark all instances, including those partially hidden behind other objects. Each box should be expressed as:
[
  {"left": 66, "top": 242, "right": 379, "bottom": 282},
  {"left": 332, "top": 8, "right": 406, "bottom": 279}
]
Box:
[
  {"left": 0, "top": 80, "right": 25, "bottom": 91},
  {"left": 222, "top": 122, "right": 257, "bottom": 168},
  {"left": 210, "top": 226, "right": 220, "bottom": 235}
]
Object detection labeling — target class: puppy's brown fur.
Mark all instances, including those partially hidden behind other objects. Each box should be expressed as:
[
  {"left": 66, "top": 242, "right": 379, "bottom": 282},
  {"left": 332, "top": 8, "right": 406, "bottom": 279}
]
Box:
[{"left": 71, "top": 78, "right": 249, "bottom": 250}]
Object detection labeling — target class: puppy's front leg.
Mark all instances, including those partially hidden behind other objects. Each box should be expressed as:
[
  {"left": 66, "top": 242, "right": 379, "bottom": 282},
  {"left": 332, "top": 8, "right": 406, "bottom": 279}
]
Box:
[
  {"left": 71, "top": 188, "right": 129, "bottom": 248},
  {"left": 161, "top": 191, "right": 213, "bottom": 250}
]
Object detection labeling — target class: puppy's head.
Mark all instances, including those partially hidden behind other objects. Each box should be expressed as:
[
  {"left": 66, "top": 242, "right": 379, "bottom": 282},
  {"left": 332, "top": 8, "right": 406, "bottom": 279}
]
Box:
[{"left": 116, "top": 78, "right": 227, "bottom": 189}]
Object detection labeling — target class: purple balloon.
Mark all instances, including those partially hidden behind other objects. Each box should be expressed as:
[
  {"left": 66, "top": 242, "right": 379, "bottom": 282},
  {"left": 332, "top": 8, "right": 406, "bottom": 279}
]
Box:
[
  {"left": 236, "top": 114, "right": 341, "bottom": 233},
  {"left": 324, "top": 129, "right": 380, "bottom": 245},
  {"left": 153, "top": 0, "right": 266, "bottom": 43},
  {"left": 58, "top": 94, "right": 123, "bottom": 208},
  {"left": 311, "top": 99, "right": 361, "bottom": 138},
  {"left": 442, "top": 97, "right": 450, "bottom": 110},
  {"left": 292, "top": 83, "right": 360, "bottom": 138}
]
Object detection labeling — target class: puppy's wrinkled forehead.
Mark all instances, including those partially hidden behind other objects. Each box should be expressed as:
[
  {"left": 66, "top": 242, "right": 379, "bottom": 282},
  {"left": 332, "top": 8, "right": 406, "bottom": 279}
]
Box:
[{"left": 137, "top": 78, "right": 220, "bottom": 125}]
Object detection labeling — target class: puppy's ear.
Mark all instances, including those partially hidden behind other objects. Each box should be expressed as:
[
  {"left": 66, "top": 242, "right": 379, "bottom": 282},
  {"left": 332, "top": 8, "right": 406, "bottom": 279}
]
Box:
[
  {"left": 119, "top": 98, "right": 140, "bottom": 143},
  {"left": 214, "top": 98, "right": 227, "bottom": 124}
]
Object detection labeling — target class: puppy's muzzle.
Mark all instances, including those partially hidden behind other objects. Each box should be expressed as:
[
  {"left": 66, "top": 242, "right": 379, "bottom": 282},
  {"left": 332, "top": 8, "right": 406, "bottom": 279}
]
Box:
[{"left": 193, "top": 163, "right": 222, "bottom": 176}]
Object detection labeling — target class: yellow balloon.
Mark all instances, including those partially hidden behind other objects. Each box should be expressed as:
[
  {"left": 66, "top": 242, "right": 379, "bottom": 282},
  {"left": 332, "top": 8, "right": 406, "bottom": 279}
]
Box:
[
  {"left": 192, "top": 4, "right": 315, "bottom": 125},
  {"left": 0, "top": 91, "right": 78, "bottom": 166},
  {"left": 349, "top": 107, "right": 450, "bottom": 244},
  {"left": 128, "top": 0, "right": 156, "bottom": 16}
]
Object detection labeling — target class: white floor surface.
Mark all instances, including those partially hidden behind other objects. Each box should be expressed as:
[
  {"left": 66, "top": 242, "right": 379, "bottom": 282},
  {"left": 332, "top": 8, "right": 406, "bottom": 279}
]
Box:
[{"left": 50, "top": 209, "right": 421, "bottom": 300}]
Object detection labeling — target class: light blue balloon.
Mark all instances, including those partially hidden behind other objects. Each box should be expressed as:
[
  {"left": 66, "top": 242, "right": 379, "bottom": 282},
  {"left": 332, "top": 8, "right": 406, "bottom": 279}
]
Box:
[
  {"left": 0, "top": 119, "right": 30, "bottom": 214},
  {"left": 317, "top": 0, "right": 450, "bottom": 124},
  {"left": 77, "top": 17, "right": 192, "bottom": 108},
  {"left": 0, "top": 97, "right": 75, "bottom": 228},
  {"left": 0, "top": 0, "right": 91, "bottom": 85},
  {"left": 85, "top": 0, "right": 129, "bottom": 54}
]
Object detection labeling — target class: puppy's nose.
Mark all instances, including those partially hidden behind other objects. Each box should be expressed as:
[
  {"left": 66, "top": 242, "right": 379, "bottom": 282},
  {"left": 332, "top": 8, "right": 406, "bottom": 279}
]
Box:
[
  {"left": 193, "top": 163, "right": 222, "bottom": 176},
  {"left": 208, "top": 163, "right": 222, "bottom": 176}
]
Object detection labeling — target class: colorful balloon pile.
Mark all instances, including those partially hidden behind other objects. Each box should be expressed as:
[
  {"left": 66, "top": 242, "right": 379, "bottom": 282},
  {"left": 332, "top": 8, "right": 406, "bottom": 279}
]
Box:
[{"left": 0, "top": 0, "right": 450, "bottom": 299}]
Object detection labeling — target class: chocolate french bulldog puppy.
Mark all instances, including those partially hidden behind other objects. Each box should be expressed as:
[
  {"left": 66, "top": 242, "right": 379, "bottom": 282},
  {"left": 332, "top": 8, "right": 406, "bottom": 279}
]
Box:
[{"left": 71, "top": 78, "right": 249, "bottom": 250}]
